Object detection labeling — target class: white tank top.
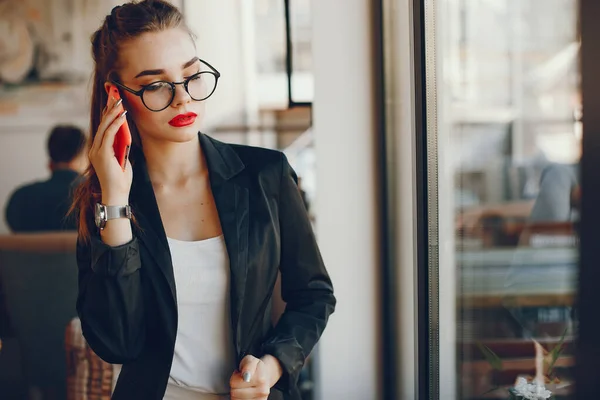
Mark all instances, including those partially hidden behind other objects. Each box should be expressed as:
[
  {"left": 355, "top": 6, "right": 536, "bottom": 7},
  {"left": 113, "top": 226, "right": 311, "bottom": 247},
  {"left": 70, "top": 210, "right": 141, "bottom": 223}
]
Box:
[{"left": 163, "top": 235, "right": 235, "bottom": 400}]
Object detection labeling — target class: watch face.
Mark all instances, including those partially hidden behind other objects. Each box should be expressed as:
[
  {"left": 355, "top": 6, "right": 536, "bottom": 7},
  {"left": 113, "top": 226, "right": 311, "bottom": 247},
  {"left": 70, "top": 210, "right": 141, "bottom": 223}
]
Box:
[{"left": 95, "top": 203, "right": 106, "bottom": 229}]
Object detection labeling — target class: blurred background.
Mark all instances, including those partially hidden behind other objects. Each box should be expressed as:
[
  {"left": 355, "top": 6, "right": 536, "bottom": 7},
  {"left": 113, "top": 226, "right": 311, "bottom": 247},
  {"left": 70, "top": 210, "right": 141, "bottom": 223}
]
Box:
[{"left": 1, "top": 0, "right": 600, "bottom": 399}]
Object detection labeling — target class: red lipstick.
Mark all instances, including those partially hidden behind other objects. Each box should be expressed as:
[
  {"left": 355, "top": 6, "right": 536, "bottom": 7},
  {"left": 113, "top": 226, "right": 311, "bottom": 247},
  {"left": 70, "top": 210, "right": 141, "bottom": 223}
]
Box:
[{"left": 169, "top": 112, "right": 197, "bottom": 127}]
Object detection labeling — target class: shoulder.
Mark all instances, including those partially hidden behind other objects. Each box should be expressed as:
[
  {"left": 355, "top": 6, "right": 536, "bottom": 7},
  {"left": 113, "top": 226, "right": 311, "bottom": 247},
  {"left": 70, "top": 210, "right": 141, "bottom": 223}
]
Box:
[
  {"left": 8, "top": 180, "right": 45, "bottom": 201},
  {"left": 5, "top": 183, "right": 38, "bottom": 217},
  {"left": 232, "top": 143, "right": 284, "bottom": 171},
  {"left": 205, "top": 134, "right": 286, "bottom": 177}
]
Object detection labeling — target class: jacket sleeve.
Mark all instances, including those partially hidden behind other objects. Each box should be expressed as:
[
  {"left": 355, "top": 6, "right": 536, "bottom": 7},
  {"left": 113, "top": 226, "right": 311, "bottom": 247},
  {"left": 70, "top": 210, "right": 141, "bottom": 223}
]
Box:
[
  {"left": 261, "top": 154, "right": 336, "bottom": 392},
  {"left": 76, "top": 233, "right": 145, "bottom": 364}
]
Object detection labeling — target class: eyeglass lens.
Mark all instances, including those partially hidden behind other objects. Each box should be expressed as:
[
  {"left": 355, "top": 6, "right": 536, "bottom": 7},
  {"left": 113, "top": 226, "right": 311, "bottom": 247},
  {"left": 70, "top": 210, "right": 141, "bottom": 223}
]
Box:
[{"left": 142, "top": 72, "right": 217, "bottom": 111}]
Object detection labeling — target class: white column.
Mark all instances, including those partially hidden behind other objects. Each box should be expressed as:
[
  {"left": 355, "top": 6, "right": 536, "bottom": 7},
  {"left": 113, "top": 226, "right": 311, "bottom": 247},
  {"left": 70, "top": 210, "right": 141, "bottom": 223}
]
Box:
[{"left": 311, "top": 1, "right": 380, "bottom": 399}]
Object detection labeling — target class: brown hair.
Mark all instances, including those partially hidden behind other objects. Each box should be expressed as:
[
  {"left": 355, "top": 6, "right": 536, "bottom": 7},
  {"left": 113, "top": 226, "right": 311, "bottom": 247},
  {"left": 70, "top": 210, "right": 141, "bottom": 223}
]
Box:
[
  {"left": 47, "top": 125, "right": 87, "bottom": 163},
  {"left": 70, "top": 0, "right": 190, "bottom": 242}
]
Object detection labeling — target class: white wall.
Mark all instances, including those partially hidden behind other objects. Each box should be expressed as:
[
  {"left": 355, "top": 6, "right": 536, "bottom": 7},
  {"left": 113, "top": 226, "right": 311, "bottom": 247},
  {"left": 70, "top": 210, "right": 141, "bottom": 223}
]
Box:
[
  {"left": 311, "top": 1, "right": 381, "bottom": 399},
  {"left": 184, "top": 0, "right": 248, "bottom": 131}
]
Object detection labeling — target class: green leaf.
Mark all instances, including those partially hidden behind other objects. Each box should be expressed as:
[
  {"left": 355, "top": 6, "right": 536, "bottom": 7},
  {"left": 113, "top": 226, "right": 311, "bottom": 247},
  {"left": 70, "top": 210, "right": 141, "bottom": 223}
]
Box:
[
  {"left": 476, "top": 341, "right": 503, "bottom": 370},
  {"left": 547, "top": 327, "right": 568, "bottom": 375}
]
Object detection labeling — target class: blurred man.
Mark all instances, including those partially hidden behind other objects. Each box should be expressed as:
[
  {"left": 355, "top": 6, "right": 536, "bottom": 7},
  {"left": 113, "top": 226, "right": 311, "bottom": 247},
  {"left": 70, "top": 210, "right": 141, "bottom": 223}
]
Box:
[{"left": 5, "top": 125, "right": 88, "bottom": 232}]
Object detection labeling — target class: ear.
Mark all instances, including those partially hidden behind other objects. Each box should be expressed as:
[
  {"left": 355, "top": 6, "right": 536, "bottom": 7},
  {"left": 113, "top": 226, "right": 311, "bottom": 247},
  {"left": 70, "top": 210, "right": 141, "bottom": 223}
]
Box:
[{"left": 106, "top": 83, "right": 123, "bottom": 103}]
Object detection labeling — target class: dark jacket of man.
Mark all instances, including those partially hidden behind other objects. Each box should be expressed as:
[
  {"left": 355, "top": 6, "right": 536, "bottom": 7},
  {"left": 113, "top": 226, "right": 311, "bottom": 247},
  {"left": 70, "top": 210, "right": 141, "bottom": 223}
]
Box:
[
  {"left": 76, "top": 133, "right": 336, "bottom": 400},
  {"left": 5, "top": 169, "right": 80, "bottom": 232}
]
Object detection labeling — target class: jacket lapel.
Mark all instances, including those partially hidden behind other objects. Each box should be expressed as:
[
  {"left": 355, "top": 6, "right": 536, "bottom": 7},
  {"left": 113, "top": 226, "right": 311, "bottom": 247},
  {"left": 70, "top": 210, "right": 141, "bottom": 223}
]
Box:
[
  {"left": 129, "top": 153, "right": 176, "bottom": 302},
  {"left": 129, "top": 134, "right": 249, "bottom": 354},
  {"left": 200, "top": 134, "right": 249, "bottom": 355}
]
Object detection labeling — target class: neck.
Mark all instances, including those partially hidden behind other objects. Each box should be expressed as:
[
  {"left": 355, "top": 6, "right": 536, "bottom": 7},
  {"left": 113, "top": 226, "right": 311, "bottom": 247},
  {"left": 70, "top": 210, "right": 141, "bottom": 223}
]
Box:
[
  {"left": 142, "top": 137, "right": 206, "bottom": 186},
  {"left": 51, "top": 163, "right": 76, "bottom": 173}
]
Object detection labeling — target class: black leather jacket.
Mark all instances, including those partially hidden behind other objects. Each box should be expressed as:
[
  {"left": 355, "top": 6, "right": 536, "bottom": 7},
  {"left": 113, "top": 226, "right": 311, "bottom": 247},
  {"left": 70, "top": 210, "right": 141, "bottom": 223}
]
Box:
[{"left": 76, "top": 134, "right": 336, "bottom": 399}]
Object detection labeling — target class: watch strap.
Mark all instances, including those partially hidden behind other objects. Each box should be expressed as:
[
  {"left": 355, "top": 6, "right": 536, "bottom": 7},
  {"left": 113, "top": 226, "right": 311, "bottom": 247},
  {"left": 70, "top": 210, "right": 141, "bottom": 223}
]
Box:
[{"left": 104, "top": 205, "right": 132, "bottom": 220}]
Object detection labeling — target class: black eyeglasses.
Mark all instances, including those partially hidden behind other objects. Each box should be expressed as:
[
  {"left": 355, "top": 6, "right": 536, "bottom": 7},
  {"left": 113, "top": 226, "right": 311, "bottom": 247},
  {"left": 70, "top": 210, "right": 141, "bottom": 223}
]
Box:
[{"left": 110, "top": 59, "right": 221, "bottom": 112}]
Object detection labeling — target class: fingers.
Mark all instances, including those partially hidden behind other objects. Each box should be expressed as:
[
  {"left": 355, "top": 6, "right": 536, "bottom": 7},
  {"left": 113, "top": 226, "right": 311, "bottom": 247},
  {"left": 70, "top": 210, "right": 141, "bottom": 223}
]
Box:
[
  {"left": 92, "top": 96, "right": 117, "bottom": 153},
  {"left": 230, "top": 356, "right": 270, "bottom": 400},
  {"left": 239, "top": 355, "right": 261, "bottom": 384},
  {"left": 100, "top": 109, "right": 128, "bottom": 155},
  {"left": 230, "top": 371, "right": 270, "bottom": 399},
  {"left": 230, "top": 356, "right": 264, "bottom": 388},
  {"left": 125, "top": 158, "right": 133, "bottom": 174},
  {"left": 230, "top": 385, "right": 270, "bottom": 400},
  {"left": 91, "top": 96, "right": 124, "bottom": 154},
  {"left": 98, "top": 99, "right": 125, "bottom": 150}
]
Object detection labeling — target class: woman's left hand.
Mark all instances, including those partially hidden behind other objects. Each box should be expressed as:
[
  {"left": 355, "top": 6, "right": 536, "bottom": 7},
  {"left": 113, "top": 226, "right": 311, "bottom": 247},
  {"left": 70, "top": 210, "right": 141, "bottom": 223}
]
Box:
[{"left": 230, "top": 354, "right": 283, "bottom": 399}]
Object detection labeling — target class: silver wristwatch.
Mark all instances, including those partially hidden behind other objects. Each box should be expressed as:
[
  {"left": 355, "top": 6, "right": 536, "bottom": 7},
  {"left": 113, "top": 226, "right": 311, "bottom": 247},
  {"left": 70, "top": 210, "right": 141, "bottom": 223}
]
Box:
[{"left": 95, "top": 203, "right": 132, "bottom": 230}]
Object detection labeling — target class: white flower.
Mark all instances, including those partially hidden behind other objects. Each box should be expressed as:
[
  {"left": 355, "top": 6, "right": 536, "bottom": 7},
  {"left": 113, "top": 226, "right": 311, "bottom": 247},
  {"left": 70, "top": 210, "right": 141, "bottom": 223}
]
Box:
[{"left": 513, "top": 377, "right": 552, "bottom": 399}]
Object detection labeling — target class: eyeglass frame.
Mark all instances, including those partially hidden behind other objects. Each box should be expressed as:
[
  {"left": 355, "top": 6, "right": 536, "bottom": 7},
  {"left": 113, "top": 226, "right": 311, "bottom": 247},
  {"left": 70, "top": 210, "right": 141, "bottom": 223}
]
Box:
[{"left": 108, "top": 58, "right": 221, "bottom": 112}]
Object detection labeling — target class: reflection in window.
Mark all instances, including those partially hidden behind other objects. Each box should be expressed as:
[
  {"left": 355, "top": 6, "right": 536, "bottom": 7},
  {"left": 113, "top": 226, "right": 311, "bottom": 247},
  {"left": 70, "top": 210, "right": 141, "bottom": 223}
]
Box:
[{"left": 436, "top": 0, "right": 580, "bottom": 398}]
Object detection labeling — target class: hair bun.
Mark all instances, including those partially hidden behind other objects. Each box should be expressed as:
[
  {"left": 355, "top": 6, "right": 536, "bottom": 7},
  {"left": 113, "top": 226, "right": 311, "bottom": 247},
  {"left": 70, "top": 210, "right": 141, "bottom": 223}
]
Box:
[{"left": 110, "top": 5, "right": 122, "bottom": 16}]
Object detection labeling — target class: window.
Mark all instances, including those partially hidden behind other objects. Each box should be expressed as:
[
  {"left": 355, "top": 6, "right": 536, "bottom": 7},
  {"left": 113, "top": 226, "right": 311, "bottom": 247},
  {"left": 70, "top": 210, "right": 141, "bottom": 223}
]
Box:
[
  {"left": 428, "top": 0, "right": 580, "bottom": 397},
  {"left": 253, "top": 0, "right": 313, "bottom": 107}
]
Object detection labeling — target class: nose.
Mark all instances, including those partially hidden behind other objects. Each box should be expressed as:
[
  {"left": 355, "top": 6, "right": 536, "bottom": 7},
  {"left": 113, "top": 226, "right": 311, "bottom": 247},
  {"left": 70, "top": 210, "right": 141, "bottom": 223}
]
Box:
[{"left": 171, "top": 82, "right": 192, "bottom": 108}]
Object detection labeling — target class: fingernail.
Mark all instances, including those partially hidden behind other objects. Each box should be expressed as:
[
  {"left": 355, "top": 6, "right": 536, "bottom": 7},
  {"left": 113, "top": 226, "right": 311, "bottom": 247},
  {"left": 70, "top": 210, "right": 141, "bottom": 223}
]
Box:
[
  {"left": 243, "top": 372, "right": 251, "bottom": 383},
  {"left": 119, "top": 110, "right": 128, "bottom": 118},
  {"left": 113, "top": 98, "right": 123, "bottom": 109}
]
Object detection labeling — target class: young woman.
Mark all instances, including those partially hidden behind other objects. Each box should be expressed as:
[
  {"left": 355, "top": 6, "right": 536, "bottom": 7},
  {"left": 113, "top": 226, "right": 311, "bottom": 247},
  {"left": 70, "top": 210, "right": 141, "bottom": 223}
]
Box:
[{"left": 72, "top": 1, "right": 335, "bottom": 399}]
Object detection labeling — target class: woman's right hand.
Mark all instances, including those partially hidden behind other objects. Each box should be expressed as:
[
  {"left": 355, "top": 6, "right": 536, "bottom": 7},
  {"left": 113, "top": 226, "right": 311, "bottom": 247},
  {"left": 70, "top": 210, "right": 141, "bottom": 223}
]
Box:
[{"left": 89, "top": 95, "right": 133, "bottom": 203}]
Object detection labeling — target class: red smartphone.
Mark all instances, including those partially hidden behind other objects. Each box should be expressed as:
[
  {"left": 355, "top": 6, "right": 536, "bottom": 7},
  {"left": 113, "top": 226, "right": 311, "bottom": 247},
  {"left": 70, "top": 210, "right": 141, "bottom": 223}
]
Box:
[{"left": 106, "top": 84, "right": 132, "bottom": 170}]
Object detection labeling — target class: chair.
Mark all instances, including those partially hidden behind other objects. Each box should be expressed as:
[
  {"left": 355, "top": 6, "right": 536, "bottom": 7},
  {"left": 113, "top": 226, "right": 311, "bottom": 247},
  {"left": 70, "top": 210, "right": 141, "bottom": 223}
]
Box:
[
  {"left": 0, "top": 233, "right": 78, "bottom": 399},
  {"left": 65, "top": 318, "right": 114, "bottom": 400}
]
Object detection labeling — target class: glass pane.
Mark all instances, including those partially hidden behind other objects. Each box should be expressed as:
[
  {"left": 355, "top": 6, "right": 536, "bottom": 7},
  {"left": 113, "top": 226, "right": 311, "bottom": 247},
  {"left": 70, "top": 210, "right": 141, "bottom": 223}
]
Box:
[
  {"left": 253, "top": 0, "right": 313, "bottom": 106},
  {"left": 289, "top": 0, "right": 313, "bottom": 103},
  {"left": 254, "top": 0, "right": 288, "bottom": 107},
  {"left": 435, "top": 0, "right": 580, "bottom": 398}
]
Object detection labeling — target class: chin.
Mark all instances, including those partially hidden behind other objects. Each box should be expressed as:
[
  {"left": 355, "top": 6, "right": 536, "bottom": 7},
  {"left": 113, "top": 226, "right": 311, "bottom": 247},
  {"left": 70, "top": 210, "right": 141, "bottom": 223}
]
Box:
[{"left": 167, "top": 123, "right": 201, "bottom": 142}]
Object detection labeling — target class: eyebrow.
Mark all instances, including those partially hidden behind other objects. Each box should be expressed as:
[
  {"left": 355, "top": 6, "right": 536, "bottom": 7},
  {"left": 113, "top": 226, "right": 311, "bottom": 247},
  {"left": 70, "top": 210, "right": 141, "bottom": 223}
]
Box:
[{"left": 134, "top": 57, "right": 200, "bottom": 79}]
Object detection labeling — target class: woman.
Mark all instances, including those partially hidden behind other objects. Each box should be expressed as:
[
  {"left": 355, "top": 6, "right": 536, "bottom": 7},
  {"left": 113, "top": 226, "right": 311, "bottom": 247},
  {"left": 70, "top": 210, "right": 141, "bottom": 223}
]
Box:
[{"left": 72, "top": 1, "right": 335, "bottom": 399}]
